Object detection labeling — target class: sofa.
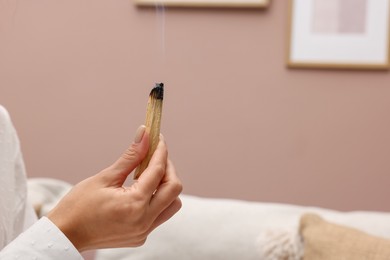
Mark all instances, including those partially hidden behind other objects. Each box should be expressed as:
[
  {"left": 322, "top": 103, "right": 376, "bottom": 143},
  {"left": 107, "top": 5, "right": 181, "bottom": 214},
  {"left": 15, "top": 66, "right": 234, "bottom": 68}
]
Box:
[{"left": 29, "top": 178, "right": 390, "bottom": 260}]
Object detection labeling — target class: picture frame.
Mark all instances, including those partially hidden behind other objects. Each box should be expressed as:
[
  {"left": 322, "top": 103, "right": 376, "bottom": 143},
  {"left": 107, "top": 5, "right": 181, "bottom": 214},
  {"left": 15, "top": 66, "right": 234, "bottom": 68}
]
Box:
[
  {"left": 136, "top": 0, "right": 270, "bottom": 8},
  {"left": 287, "top": 0, "right": 390, "bottom": 70}
]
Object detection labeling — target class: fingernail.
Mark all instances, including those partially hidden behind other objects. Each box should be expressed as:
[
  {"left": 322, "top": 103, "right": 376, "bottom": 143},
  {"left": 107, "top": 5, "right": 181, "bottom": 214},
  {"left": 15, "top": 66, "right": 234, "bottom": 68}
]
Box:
[{"left": 134, "top": 125, "right": 146, "bottom": 143}]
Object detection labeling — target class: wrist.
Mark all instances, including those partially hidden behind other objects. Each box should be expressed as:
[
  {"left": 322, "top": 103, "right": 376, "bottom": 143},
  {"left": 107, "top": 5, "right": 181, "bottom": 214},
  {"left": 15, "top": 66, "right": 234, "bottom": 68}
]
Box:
[{"left": 47, "top": 210, "right": 86, "bottom": 252}]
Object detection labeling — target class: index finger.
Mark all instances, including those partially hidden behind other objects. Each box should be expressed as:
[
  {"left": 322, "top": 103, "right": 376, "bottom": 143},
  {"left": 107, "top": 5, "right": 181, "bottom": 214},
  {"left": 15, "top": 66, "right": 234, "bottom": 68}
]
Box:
[{"left": 136, "top": 135, "right": 168, "bottom": 195}]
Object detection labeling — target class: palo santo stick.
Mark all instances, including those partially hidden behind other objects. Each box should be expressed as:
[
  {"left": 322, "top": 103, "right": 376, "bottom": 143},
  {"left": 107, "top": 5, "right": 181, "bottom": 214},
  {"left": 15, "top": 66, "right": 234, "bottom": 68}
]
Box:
[{"left": 134, "top": 83, "right": 164, "bottom": 179}]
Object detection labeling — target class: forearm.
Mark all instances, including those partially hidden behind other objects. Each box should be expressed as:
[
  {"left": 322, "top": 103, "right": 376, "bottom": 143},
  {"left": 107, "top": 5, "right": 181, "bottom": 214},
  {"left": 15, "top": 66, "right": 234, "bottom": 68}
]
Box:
[{"left": 0, "top": 217, "right": 83, "bottom": 260}]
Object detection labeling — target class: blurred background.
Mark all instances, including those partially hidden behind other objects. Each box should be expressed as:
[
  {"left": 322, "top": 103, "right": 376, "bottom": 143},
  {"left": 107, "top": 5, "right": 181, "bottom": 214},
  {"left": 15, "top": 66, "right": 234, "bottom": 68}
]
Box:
[{"left": 1, "top": 0, "right": 390, "bottom": 211}]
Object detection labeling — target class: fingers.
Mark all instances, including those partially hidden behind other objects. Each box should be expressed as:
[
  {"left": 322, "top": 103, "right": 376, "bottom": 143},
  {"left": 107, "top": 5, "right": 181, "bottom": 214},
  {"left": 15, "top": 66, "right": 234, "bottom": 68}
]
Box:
[
  {"left": 149, "top": 160, "right": 182, "bottom": 213},
  {"left": 136, "top": 135, "right": 169, "bottom": 195},
  {"left": 149, "top": 197, "right": 182, "bottom": 232},
  {"left": 103, "top": 126, "right": 149, "bottom": 186}
]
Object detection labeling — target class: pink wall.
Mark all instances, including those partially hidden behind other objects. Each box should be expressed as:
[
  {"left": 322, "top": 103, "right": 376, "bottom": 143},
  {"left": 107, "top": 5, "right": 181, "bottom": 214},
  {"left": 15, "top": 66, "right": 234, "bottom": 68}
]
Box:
[{"left": 1, "top": 0, "right": 390, "bottom": 211}]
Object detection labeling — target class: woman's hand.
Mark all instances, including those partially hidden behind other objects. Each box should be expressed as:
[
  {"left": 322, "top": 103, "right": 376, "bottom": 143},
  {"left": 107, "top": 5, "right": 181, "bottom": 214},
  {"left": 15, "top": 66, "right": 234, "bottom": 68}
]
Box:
[{"left": 47, "top": 126, "right": 183, "bottom": 252}]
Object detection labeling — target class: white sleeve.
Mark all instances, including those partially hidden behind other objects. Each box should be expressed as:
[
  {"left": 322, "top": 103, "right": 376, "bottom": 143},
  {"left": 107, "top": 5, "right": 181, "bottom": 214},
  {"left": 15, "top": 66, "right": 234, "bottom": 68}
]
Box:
[{"left": 0, "top": 217, "right": 83, "bottom": 260}]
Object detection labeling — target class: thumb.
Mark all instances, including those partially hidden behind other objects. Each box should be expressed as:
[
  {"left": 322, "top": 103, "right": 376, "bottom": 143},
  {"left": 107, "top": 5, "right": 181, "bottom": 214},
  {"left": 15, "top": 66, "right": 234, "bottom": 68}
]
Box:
[{"left": 103, "top": 125, "right": 149, "bottom": 186}]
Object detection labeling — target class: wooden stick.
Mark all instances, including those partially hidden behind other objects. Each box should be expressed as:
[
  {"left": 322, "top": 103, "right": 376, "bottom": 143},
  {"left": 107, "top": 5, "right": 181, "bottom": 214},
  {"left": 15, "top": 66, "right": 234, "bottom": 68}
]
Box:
[{"left": 134, "top": 83, "right": 164, "bottom": 179}]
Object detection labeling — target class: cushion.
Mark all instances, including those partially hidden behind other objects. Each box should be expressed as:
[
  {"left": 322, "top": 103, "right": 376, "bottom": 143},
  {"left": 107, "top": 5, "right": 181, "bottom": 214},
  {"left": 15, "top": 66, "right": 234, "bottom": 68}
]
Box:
[{"left": 300, "top": 213, "right": 390, "bottom": 260}]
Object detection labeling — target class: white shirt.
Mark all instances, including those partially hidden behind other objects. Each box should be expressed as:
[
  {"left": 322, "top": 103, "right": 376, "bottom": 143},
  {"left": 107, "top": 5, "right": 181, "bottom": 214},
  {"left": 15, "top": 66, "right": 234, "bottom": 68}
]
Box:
[
  {"left": 0, "top": 217, "right": 83, "bottom": 259},
  {"left": 0, "top": 105, "right": 83, "bottom": 259}
]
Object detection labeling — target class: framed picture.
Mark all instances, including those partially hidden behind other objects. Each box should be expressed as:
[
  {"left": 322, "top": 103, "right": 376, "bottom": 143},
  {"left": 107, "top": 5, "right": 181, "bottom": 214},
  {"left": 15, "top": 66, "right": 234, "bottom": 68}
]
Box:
[
  {"left": 287, "top": 0, "right": 390, "bottom": 69},
  {"left": 136, "top": 0, "right": 270, "bottom": 8}
]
